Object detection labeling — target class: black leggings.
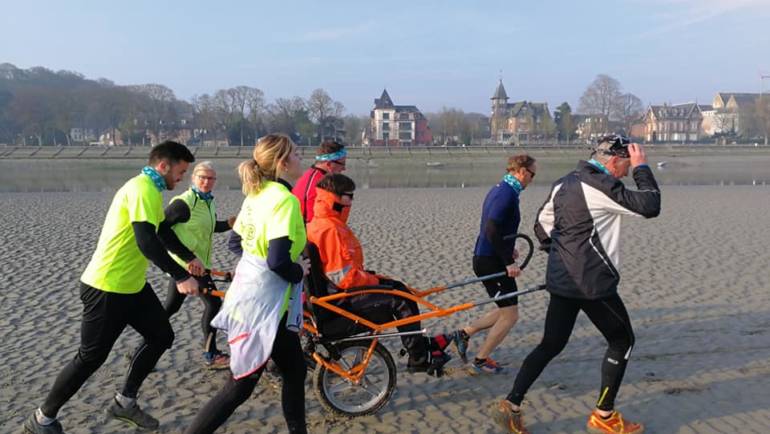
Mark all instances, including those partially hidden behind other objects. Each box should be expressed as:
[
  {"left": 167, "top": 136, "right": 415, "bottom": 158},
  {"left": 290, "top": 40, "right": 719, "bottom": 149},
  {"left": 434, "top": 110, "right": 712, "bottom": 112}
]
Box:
[
  {"left": 41, "top": 282, "right": 174, "bottom": 417},
  {"left": 164, "top": 275, "right": 222, "bottom": 353},
  {"left": 184, "top": 315, "right": 307, "bottom": 434},
  {"left": 507, "top": 292, "right": 635, "bottom": 411}
]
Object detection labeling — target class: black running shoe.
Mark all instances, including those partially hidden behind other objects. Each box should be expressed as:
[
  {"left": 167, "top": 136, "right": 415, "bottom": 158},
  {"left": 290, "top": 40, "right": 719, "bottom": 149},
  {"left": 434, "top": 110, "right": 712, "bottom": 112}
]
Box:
[
  {"left": 426, "top": 350, "right": 452, "bottom": 378},
  {"left": 23, "top": 413, "right": 64, "bottom": 434},
  {"left": 105, "top": 398, "right": 159, "bottom": 431}
]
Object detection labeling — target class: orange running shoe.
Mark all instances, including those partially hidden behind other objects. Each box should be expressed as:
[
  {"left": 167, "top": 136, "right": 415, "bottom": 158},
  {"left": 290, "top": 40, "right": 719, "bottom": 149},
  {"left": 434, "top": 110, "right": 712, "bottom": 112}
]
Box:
[
  {"left": 469, "top": 357, "right": 505, "bottom": 375},
  {"left": 587, "top": 410, "right": 644, "bottom": 434},
  {"left": 492, "top": 400, "right": 530, "bottom": 434}
]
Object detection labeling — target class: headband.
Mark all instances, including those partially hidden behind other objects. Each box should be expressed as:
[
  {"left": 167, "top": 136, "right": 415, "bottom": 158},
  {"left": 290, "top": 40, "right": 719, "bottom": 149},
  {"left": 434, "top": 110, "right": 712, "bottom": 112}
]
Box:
[{"left": 315, "top": 149, "right": 347, "bottom": 161}]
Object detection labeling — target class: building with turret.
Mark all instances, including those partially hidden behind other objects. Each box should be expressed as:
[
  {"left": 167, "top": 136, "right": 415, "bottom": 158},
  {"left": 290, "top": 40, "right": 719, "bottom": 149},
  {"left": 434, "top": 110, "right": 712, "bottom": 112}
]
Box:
[
  {"left": 364, "top": 89, "right": 432, "bottom": 146},
  {"left": 490, "top": 79, "right": 553, "bottom": 144}
]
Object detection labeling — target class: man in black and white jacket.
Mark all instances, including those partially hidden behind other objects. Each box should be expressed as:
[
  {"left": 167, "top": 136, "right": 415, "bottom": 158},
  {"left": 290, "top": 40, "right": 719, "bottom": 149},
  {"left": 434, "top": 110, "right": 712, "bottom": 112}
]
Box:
[{"left": 492, "top": 135, "right": 660, "bottom": 434}]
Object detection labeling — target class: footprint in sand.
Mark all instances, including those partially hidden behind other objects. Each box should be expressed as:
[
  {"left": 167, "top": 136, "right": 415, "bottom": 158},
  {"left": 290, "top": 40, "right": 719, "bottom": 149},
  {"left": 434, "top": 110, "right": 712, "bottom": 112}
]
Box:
[{"left": 663, "top": 382, "right": 709, "bottom": 395}]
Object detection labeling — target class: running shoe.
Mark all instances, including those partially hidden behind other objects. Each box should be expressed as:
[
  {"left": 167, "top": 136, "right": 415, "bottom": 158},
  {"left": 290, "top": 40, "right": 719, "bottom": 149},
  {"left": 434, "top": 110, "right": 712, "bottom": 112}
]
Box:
[
  {"left": 587, "top": 410, "right": 645, "bottom": 434},
  {"left": 452, "top": 329, "right": 470, "bottom": 363},
  {"left": 491, "top": 400, "right": 530, "bottom": 434},
  {"left": 203, "top": 350, "right": 230, "bottom": 370},
  {"left": 23, "top": 413, "right": 64, "bottom": 434},
  {"left": 407, "top": 350, "right": 452, "bottom": 378},
  {"left": 105, "top": 398, "right": 159, "bottom": 431},
  {"left": 427, "top": 350, "right": 452, "bottom": 378},
  {"left": 469, "top": 357, "right": 505, "bottom": 375}
]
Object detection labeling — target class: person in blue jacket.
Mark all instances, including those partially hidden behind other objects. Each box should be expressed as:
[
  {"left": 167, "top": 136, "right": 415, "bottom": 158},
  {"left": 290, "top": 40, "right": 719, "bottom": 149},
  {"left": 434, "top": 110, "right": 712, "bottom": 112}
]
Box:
[{"left": 453, "top": 154, "right": 537, "bottom": 375}]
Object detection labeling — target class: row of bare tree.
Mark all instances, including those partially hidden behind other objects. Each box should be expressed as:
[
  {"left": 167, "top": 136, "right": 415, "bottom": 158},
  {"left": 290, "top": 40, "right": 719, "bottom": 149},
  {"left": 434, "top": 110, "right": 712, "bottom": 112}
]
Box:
[
  {"left": 0, "top": 64, "right": 361, "bottom": 146},
  {"left": 578, "top": 74, "right": 644, "bottom": 127},
  {"left": 190, "top": 87, "right": 352, "bottom": 146}
]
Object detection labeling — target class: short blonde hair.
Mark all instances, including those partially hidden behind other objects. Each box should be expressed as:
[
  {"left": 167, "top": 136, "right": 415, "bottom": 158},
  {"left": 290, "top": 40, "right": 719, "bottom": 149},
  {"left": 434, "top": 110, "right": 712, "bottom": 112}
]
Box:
[
  {"left": 192, "top": 161, "right": 216, "bottom": 177},
  {"left": 238, "top": 134, "right": 296, "bottom": 195}
]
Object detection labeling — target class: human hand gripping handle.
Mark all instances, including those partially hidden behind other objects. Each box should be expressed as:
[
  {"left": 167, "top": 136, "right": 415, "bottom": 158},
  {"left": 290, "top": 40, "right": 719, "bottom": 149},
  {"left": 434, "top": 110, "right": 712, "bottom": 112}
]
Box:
[
  {"left": 176, "top": 275, "right": 200, "bottom": 295},
  {"left": 503, "top": 234, "right": 533, "bottom": 277},
  {"left": 505, "top": 263, "right": 521, "bottom": 278},
  {"left": 299, "top": 256, "right": 311, "bottom": 277},
  {"left": 629, "top": 143, "right": 647, "bottom": 168}
]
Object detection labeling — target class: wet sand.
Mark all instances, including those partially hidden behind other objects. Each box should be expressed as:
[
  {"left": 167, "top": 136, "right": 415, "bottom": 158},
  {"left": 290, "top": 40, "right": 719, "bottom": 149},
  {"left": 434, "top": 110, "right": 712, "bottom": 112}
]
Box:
[{"left": 1, "top": 185, "right": 769, "bottom": 433}]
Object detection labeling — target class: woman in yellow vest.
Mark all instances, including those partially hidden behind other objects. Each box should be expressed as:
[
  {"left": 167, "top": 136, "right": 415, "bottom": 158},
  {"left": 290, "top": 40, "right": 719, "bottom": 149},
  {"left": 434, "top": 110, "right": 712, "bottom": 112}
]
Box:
[
  {"left": 185, "top": 134, "right": 310, "bottom": 434},
  {"left": 161, "top": 161, "right": 235, "bottom": 369}
]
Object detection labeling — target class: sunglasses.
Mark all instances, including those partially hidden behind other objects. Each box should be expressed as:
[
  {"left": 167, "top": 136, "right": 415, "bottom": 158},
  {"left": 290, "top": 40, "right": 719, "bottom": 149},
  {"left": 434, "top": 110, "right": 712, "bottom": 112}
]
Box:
[{"left": 525, "top": 168, "right": 536, "bottom": 178}]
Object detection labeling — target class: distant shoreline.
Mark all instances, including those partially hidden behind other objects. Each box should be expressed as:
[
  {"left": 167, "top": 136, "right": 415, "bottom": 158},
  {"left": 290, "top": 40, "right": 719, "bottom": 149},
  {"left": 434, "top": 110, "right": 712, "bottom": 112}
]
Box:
[{"left": 2, "top": 143, "right": 770, "bottom": 160}]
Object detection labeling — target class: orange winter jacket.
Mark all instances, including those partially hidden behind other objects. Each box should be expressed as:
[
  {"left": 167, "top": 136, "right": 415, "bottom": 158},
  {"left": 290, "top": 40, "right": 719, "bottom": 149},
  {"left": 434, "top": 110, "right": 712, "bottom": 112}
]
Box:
[{"left": 306, "top": 189, "right": 380, "bottom": 290}]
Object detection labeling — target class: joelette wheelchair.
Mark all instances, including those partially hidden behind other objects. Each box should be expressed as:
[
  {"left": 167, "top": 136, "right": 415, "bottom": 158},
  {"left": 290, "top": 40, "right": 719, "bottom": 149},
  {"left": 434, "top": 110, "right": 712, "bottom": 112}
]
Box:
[{"left": 300, "top": 234, "right": 546, "bottom": 417}]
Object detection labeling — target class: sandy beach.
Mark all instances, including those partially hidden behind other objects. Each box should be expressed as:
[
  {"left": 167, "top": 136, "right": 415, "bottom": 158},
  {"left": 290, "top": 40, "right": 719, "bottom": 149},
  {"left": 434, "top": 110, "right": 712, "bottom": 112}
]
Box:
[{"left": 1, "top": 184, "right": 769, "bottom": 433}]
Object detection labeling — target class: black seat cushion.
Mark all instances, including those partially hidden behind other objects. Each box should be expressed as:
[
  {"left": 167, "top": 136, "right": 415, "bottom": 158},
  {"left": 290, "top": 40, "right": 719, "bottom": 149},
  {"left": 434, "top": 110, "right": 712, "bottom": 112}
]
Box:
[{"left": 304, "top": 244, "right": 397, "bottom": 338}]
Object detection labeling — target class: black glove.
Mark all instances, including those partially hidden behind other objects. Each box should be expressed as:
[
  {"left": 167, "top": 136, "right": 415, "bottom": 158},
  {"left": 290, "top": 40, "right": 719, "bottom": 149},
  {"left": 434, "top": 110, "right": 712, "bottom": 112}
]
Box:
[
  {"left": 199, "top": 274, "right": 218, "bottom": 294},
  {"left": 538, "top": 241, "right": 552, "bottom": 252}
]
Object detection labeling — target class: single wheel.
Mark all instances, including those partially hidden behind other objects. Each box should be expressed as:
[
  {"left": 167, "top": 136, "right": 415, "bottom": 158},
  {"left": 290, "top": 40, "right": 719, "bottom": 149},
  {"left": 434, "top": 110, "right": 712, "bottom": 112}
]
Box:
[{"left": 313, "top": 340, "right": 397, "bottom": 417}]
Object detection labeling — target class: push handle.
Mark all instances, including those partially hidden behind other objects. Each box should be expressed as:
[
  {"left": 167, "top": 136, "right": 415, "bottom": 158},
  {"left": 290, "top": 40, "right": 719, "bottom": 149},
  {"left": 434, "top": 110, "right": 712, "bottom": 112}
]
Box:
[
  {"left": 437, "top": 233, "right": 536, "bottom": 293},
  {"left": 503, "top": 233, "right": 534, "bottom": 270}
]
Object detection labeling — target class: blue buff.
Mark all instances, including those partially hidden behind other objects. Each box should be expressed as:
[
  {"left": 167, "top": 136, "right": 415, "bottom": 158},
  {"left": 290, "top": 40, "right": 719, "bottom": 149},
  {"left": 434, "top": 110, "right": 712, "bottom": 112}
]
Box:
[
  {"left": 587, "top": 158, "right": 611, "bottom": 175},
  {"left": 142, "top": 166, "right": 167, "bottom": 191},
  {"left": 502, "top": 173, "right": 523, "bottom": 194},
  {"left": 192, "top": 186, "right": 214, "bottom": 201},
  {"left": 315, "top": 149, "right": 347, "bottom": 161}
]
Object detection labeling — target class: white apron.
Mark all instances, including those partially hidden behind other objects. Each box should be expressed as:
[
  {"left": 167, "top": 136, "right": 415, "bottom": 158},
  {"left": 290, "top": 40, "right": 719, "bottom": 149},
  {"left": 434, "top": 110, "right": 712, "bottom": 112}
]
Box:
[{"left": 211, "top": 251, "right": 304, "bottom": 379}]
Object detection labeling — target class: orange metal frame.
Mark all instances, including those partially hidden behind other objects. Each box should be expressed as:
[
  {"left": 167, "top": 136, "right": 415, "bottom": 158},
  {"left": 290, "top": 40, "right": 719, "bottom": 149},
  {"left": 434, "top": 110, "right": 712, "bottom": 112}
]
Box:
[
  {"left": 203, "top": 269, "right": 230, "bottom": 298},
  {"left": 311, "top": 338, "right": 379, "bottom": 383},
  {"left": 310, "top": 288, "right": 473, "bottom": 331},
  {"left": 305, "top": 282, "right": 483, "bottom": 382},
  {"left": 207, "top": 269, "right": 478, "bottom": 384}
]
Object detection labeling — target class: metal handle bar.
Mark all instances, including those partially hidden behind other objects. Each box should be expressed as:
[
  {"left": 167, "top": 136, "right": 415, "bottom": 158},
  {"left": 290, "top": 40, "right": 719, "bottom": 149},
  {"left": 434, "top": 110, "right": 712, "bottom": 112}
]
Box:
[
  {"left": 472, "top": 283, "right": 547, "bottom": 308},
  {"left": 331, "top": 329, "right": 429, "bottom": 343},
  {"left": 438, "top": 233, "right": 535, "bottom": 292}
]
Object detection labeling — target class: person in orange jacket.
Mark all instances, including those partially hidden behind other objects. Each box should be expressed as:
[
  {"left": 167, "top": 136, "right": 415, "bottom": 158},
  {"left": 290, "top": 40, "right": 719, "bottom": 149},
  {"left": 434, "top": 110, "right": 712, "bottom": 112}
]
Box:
[{"left": 307, "top": 173, "right": 452, "bottom": 376}]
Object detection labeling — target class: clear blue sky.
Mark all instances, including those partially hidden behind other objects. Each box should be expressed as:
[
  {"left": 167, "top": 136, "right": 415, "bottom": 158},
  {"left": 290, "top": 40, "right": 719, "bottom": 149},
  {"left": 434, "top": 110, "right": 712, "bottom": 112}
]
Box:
[{"left": 2, "top": 0, "right": 769, "bottom": 115}]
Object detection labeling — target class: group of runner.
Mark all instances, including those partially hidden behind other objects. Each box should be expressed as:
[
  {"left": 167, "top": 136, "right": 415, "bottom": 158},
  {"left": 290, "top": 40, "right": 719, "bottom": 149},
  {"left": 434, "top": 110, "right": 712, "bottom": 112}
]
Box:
[{"left": 24, "top": 133, "right": 660, "bottom": 434}]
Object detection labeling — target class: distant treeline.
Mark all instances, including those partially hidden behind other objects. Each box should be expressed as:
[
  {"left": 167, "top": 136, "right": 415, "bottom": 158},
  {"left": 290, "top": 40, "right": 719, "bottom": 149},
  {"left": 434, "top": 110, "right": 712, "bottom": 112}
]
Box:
[
  {"left": 0, "top": 63, "right": 553, "bottom": 148},
  {"left": 0, "top": 62, "right": 371, "bottom": 147}
]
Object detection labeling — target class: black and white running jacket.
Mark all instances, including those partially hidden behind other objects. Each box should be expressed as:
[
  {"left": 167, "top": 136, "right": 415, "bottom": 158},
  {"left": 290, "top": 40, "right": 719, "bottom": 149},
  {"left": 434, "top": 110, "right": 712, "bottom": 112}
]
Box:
[{"left": 534, "top": 161, "right": 661, "bottom": 300}]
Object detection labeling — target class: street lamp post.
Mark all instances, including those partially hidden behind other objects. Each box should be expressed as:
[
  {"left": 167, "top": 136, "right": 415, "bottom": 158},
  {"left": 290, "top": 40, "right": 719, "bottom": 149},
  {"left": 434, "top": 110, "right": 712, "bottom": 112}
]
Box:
[{"left": 761, "top": 74, "right": 770, "bottom": 145}]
